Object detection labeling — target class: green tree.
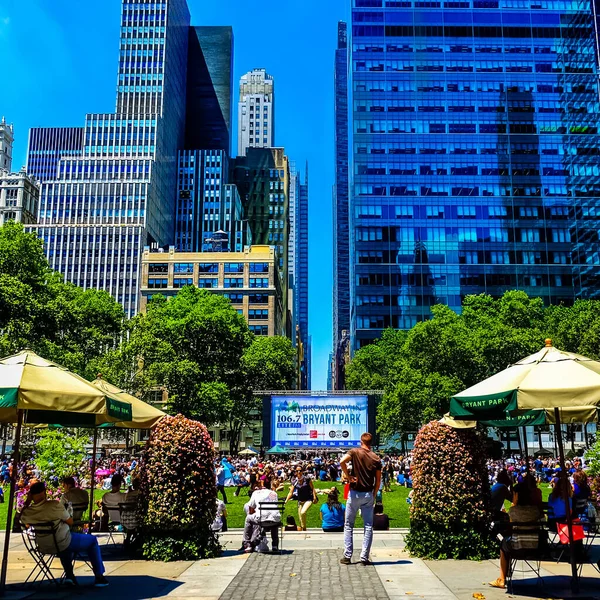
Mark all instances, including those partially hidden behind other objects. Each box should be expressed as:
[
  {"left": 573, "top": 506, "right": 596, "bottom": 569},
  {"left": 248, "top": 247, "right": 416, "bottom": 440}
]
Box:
[
  {"left": 242, "top": 336, "right": 296, "bottom": 390},
  {"left": 34, "top": 429, "right": 88, "bottom": 486},
  {"left": 115, "top": 286, "right": 252, "bottom": 428},
  {"left": 345, "top": 329, "right": 406, "bottom": 391},
  {"left": 0, "top": 222, "right": 126, "bottom": 375}
]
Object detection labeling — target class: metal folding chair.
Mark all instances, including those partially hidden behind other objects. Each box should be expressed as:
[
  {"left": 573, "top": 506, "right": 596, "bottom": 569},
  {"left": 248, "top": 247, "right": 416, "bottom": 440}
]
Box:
[
  {"left": 257, "top": 499, "right": 286, "bottom": 554},
  {"left": 118, "top": 502, "right": 138, "bottom": 549},
  {"left": 103, "top": 503, "right": 123, "bottom": 545},
  {"left": 20, "top": 521, "right": 62, "bottom": 588},
  {"left": 506, "top": 521, "right": 547, "bottom": 595}
]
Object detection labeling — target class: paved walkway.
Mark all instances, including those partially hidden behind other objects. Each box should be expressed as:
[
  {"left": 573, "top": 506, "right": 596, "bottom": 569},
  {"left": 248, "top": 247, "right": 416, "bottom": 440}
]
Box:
[{"left": 2, "top": 529, "right": 599, "bottom": 600}]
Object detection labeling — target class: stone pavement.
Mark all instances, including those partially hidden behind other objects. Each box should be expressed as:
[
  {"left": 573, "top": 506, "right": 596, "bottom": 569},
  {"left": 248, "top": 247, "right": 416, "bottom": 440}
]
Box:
[{"left": 2, "top": 529, "right": 599, "bottom": 600}]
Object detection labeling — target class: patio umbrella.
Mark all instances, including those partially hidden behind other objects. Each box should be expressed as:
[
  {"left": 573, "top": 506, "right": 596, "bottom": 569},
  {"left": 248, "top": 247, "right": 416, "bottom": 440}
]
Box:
[
  {"left": 0, "top": 352, "right": 134, "bottom": 590},
  {"left": 448, "top": 339, "right": 600, "bottom": 590},
  {"left": 239, "top": 448, "right": 258, "bottom": 455}
]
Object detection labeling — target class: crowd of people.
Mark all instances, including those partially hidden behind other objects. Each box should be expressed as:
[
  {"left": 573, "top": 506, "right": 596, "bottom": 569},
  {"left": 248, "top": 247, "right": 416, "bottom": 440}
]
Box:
[{"left": 486, "top": 454, "right": 596, "bottom": 589}]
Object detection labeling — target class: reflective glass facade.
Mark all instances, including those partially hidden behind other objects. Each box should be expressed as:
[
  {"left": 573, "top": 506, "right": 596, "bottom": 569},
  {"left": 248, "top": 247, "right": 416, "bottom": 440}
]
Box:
[
  {"left": 27, "top": 0, "right": 190, "bottom": 317},
  {"left": 175, "top": 149, "right": 250, "bottom": 252},
  {"left": 334, "top": 21, "right": 351, "bottom": 363},
  {"left": 350, "top": 0, "right": 600, "bottom": 349}
]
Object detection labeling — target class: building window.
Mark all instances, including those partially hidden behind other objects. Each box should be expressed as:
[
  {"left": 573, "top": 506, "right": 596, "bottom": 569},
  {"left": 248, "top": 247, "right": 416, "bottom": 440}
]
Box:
[
  {"left": 198, "top": 263, "right": 218, "bottom": 273},
  {"left": 173, "top": 278, "right": 193, "bottom": 288},
  {"left": 224, "top": 293, "right": 244, "bottom": 303},
  {"left": 148, "top": 278, "right": 168, "bottom": 289},
  {"left": 197, "top": 278, "right": 218, "bottom": 288},
  {"left": 224, "top": 263, "right": 244, "bottom": 273},
  {"left": 248, "top": 309, "right": 269, "bottom": 320},
  {"left": 174, "top": 263, "right": 193, "bottom": 274},
  {"left": 149, "top": 263, "right": 168, "bottom": 273},
  {"left": 224, "top": 277, "right": 244, "bottom": 288},
  {"left": 249, "top": 277, "right": 269, "bottom": 288},
  {"left": 249, "top": 294, "right": 269, "bottom": 304},
  {"left": 249, "top": 325, "right": 269, "bottom": 336},
  {"left": 249, "top": 262, "right": 269, "bottom": 273}
]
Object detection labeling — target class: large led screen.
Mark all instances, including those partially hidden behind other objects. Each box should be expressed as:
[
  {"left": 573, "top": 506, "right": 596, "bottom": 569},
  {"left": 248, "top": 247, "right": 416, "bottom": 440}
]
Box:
[{"left": 270, "top": 395, "right": 369, "bottom": 448}]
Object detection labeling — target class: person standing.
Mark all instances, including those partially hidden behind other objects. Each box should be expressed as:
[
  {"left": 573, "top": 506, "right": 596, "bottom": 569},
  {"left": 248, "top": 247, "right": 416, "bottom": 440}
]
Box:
[
  {"left": 285, "top": 468, "right": 317, "bottom": 531},
  {"left": 340, "top": 432, "right": 382, "bottom": 566},
  {"left": 216, "top": 462, "right": 228, "bottom": 504}
]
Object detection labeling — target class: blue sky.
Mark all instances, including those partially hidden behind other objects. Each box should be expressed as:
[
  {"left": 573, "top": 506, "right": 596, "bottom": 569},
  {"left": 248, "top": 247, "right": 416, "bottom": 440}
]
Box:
[{"left": 0, "top": 0, "right": 349, "bottom": 389}]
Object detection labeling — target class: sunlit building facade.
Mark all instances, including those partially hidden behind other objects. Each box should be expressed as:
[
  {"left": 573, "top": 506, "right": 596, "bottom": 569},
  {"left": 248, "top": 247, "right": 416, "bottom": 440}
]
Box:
[
  {"left": 27, "top": 0, "right": 190, "bottom": 317},
  {"left": 349, "top": 0, "right": 600, "bottom": 349}
]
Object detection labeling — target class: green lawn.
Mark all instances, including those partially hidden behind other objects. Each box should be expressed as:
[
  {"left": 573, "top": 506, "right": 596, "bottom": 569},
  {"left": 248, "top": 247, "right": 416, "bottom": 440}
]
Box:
[
  {"left": 0, "top": 482, "right": 554, "bottom": 531},
  {"left": 224, "top": 481, "right": 411, "bottom": 529}
]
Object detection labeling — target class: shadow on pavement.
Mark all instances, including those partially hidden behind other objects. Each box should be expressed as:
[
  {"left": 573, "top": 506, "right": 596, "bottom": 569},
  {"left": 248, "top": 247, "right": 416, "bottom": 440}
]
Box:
[
  {"left": 7, "top": 575, "right": 184, "bottom": 599},
  {"left": 374, "top": 559, "right": 413, "bottom": 566},
  {"left": 508, "top": 575, "right": 600, "bottom": 599}
]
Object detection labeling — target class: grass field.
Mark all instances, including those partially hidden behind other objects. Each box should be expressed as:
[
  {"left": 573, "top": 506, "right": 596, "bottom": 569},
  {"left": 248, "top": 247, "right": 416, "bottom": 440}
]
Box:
[{"left": 0, "top": 482, "right": 554, "bottom": 531}]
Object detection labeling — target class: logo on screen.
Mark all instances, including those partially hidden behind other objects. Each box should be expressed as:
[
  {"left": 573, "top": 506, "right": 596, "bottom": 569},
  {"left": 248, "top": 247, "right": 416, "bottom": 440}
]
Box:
[
  {"left": 329, "top": 430, "right": 336, "bottom": 438},
  {"left": 310, "top": 430, "right": 318, "bottom": 439}
]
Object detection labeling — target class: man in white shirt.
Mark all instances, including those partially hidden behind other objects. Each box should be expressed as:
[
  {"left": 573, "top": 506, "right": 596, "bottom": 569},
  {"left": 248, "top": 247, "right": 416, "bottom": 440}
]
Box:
[{"left": 242, "top": 479, "right": 281, "bottom": 553}]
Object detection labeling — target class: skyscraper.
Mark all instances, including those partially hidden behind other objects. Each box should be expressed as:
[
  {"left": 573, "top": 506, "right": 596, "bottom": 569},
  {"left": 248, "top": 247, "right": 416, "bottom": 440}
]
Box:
[
  {"left": 333, "top": 21, "right": 350, "bottom": 386},
  {"left": 348, "top": 0, "right": 600, "bottom": 350},
  {"left": 27, "top": 0, "right": 190, "bottom": 316},
  {"left": 175, "top": 149, "right": 250, "bottom": 252},
  {"left": 185, "top": 26, "right": 234, "bottom": 153},
  {"left": 233, "top": 147, "right": 290, "bottom": 333},
  {"left": 237, "top": 69, "right": 275, "bottom": 156},
  {"left": 297, "top": 164, "right": 310, "bottom": 389}
]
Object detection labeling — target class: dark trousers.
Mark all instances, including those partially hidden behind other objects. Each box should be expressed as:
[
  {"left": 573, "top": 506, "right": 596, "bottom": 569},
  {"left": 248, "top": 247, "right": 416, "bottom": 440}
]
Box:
[{"left": 217, "top": 485, "right": 227, "bottom": 504}]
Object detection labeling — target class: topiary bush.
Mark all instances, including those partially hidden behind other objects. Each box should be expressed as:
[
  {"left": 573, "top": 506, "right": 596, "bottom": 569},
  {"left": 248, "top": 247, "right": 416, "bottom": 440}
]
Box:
[
  {"left": 138, "top": 414, "right": 220, "bottom": 561},
  {"left": 405, "top": 420, "right": 496, "bottom": 560}
]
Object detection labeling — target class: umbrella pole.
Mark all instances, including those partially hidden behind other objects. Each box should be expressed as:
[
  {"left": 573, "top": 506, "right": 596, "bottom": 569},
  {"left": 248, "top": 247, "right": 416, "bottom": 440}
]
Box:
[
  {"left": 554, "top": 408, "right": 578, "bottom": 592},
  {"left": 88, "top": 428, "right": 98, "bottom": 535},
  {"left": 0, "top": 409, "right": 23, "bottom": 591}
]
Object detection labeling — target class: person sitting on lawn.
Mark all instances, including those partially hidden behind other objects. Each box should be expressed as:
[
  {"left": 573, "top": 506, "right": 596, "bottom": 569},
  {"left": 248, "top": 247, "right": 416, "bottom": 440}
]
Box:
[
  {"left": 320, "top": 488, "right": 345, "bottom": 532},
  {"left": 489, "top": 483, "right": 542, "bottom": 589},
  {"left": 21, "top": 481, "right": 108, "bottom": 587},
  {"left": 373, "top": 502, "right": 390, "bottom": 531},
  {"left": 241, "top": 478, "right": 282, "bottom": 553}
]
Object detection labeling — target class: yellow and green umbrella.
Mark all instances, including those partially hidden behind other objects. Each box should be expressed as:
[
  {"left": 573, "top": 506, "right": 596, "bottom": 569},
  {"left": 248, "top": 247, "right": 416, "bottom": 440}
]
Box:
[
  {"left": 448, "top": 340, "right": 600, "bottom": 590},
  {"left": 0, "top": 350, "right": 134, "bottom": 590},
  {"left": 91, "top": 377, "right": 165, "bottom": 429},
  {"left": 0, "top": 350, "right": 132, "bottom": 425}
]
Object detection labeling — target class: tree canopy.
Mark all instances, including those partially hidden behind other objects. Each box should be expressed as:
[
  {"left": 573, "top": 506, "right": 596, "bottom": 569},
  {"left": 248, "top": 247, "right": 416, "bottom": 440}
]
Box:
[
  {"left": 346, "top": 290, "right": 600, "bottom": 440},
  {"left": 0, "top": 222, "right": 126, "bottom": 375}
]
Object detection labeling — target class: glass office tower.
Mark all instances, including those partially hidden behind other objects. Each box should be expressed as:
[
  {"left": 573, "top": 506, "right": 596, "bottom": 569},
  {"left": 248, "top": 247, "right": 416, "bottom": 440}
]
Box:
[
  {"left": 349, "top": 0, "right": 600, "bottom": 349},
  {"left": 333, "top": 21, "right": 351, "bottom": 370},
  {"left": 27, "top": 0, "right": 190, "bottom": 316}
]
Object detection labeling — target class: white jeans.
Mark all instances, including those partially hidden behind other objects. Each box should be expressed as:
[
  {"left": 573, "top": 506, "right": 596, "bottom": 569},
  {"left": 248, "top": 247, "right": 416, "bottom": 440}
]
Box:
[{"left": 343, "top": 490, "right": 374, "bottom": 561}]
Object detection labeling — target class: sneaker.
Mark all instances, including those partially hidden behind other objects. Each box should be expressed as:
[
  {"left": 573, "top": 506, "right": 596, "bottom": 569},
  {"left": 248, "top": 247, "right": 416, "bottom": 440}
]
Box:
[
  {"left": 244, "top": 546, "right": 254, "bottom": 554},
  {"left": 271, "top": 547, "right": 280, "bottom": 554},
  {"left": 360, "top": 559, "right": 374, "bottom": 566},
  {"left": 63, "top": 577, "right": 77, "bottom": 586},
  {"left": 94, "top": 575, "right": 109, "bottom": 587},
  {"left": 340, "top": 556, "right": 352, "bottom": 565}
]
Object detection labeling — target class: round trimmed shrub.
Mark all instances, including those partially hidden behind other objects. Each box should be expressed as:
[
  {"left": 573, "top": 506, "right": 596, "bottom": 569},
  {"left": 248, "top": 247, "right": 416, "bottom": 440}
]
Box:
[
  {"left": 405, "top": 420, "right": 496, "bottom": 560},
  {"left": 138, "top": 414, "right": 220, "bottom": 561}
]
